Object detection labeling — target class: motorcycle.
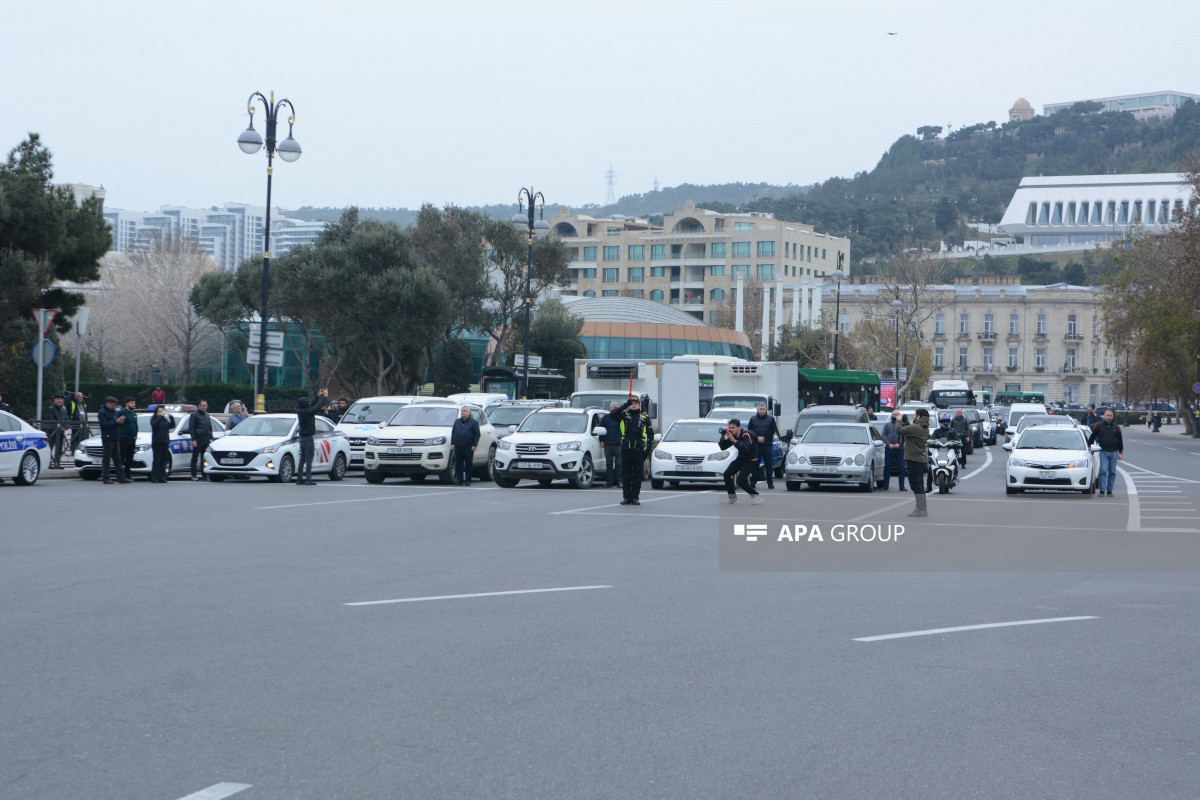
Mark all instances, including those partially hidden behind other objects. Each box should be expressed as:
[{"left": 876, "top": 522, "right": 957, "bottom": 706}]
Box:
[{"left": 926, "top": 437, "right": 962, "bottom": 494}]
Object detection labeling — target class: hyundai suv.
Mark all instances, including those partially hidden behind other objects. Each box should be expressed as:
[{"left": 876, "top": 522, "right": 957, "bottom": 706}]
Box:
[{"left": 493, "top": 407, "right": 610, "bottom": 489}]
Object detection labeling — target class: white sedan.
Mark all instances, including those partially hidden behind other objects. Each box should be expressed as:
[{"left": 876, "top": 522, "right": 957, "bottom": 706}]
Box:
[
  {"left": 784, "top": 422, "right": 887, "bottom": 492},
  {"left": 204, "top": 414, "right": 350, "bottom": 482},
  {"left": 0, "top": 410, "right": 50, "bottom": 486},
  {"left": 1003, "top": 424, "right": 1099, "bottom": 495},
  {"left": 650, "top": 418, "right": 734, "bottom": 489},
  {"left": 74, "top": 412, "right": 221, "bottom": 481}
]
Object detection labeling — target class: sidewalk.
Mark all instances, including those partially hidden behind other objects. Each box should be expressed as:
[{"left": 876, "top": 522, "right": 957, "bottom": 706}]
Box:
[{"left": 1122, "top": 420, "right": 1200, "bottom": 451}]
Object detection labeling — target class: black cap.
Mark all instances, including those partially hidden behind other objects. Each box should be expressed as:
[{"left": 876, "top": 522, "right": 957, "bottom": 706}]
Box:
[
  {"left": 105, "top": 396, "right": 118, "bottom": 404},
  {"left": 53, "top": 393, "right": 65, "bottom": 399}
]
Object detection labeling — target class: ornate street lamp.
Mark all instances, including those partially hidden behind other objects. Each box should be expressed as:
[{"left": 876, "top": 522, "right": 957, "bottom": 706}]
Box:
[
  {"left": 831, "top": 257, "right": 846, "bottom": 370},
  {"left": 237, "top": 91, "right": 301, "bottom": 412},
  {"left": 891, "top": 297, "right": 904, "bottom": 404},
  {"left": 512, "top": 187, "right": 550, "bottom": 398}
]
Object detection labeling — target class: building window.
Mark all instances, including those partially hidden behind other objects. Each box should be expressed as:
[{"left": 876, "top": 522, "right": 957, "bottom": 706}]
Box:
[
  {"left": 959, "top": 313, "right": 970, "bottom": 335},
  {"left": 602, "top": 246, "right": 619, "bottom": 262},
  {"left": 602, "top": 290, "right": 618, "bottom": 297},
  {"left": 1103, "top": 350, "right": 1109, "bottom": 370},
  {"left": 629, "top": 289, "right": 644, "bottom": 298},
  {"left": 984, "top": 313, "right": 994, "bottom": 334},
  {"left": 606, "top": 226, "right": 622, "bottom": 236},
  {"left": 583, "top": 246, "right": 597, "bottom": 262},
  {"left": 1036, "top": 347, "right": 1046, "bottom": 368},
  {"left": 1008, "top": 347, "right": 1018, "bottom": 368},
  {"left": 711, "top": 264, "right": 726, "bottom": 277},
  {"left": 734, "top": 222, "right": 753, "bottom": 231},
  {"left": 650, "top": 266, "right": 665, "bottom": 278},
  {"left": 1067, "top": 314, "right": 1077, "bottom": 337},
  {"left": 732, "top": 264, "right": 750, "bottom": 279},
  {"left": 1092, "top": 315, "right": 1099, "bottom": 337},
  {"left": 958, "top": 347, "right": 968, "bottom": 369},
  {"left": 839, "top": 312, "right": 850, "bottom": 335},
  {"left": 711, "top": 242, "right": 726, "bottom": 258},
  {"left": 1091, "top": 349, "right": 1097, "bottom": 369},
  {"left": 651, "top": 244, "right": 665, "bottom": 260},
  {"left": 714, "top": 219, "right": 725, "bottom": 232},
  {"left": 756, "top": 241, "right": 775, "bottom": 258},
  {"left": 602, "top": 268, "right": 619, "bottom": 283},
  {"left": 628, "top": 245, "right": 645, "bottom": 261},
  {"left": 983, "top": 347, "right": 994, "bottom": 369},
  {"left": 583, "top": 290, "right": 596, "bottom": 298},
  {"left": 628, "top": 267, "right": 644, "bottom": 283},
  {"left": 711, "top": 288, "right": 726, "bottom": 301},
  {"left": 710, "top": 311, "right": 720, "bottom": 323},
  {"left": 650, "top": 289, "right": 664, "bottom": 302},
  {"left": 1037, "top": 313, "right": 1047, "bottom": 335},
  {"left": 1066, "top": 349, "right": 1076, "bottom": 370},
  {"left": 935, "top": 313, "right": 945, "bottom": 335},
  {"left": 732, "top": 242, "right": 751, "bottom": 258},
  {"left": 580, "top": 268, "right": 596, "bottom": 279},
  {"left": 822, "top": 248, "right": 827, "bottom": 260},
  {"left": 934, "top": 346, "right": 944, "bottom": 368},
  {"left": 1009, "top": 313, "right": 1019, "bottom": 335},
  {"left": 757, "top": 264, "right": 774, "bottom": 280},
  {"left": 807, "top": 246, "right": 813, "bottom": 262}
]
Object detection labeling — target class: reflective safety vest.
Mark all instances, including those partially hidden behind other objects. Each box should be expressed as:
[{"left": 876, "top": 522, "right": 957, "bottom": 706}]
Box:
[{"left": 619, "top": 412, "right": 652, "bottom": 450}]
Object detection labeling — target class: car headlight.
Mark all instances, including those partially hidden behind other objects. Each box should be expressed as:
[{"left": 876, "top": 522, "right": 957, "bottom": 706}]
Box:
[
  {"left": 425, "top": 436, "right": 447, "bottom": 446},
  {"left": 134, "top": 444, "right": 150, "bottom": 453},
  {"left": 843, "top": 457, "right": 854, "bottom": 465},
  {"left": 653, "top": 449, "right": 672, "bottom": 460},
  {"left": 706, "top": 450, "right": 732, "bottom": 461},
  {"left": 1010, "top": 458, "right": 1027, "bottom": 467},
  {"left": 787, "top": 451, "right": 798, "bottom": 464},
  {"left": 367, "top": 436, "right": 379, "bottom": 446},
  {"left": 557, "top": 441, "right": 582, "bottom": 451},
  {"left": 853, "top": 454, "right": 865, "bottom": 466},
  {"left": 1069, "top": 459, "right": 1087, "bottom": 469},
  {"left": 254, "top": 444, "right": 279, "bottom": 454},
  {"left": 498, "top": 439, "right": 512, "bottom": 450}
]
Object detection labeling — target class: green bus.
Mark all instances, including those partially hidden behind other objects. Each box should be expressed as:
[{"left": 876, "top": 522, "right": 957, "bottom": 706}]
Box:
[
  {"left": 994, "top": 390, "right": 1045, "bottom": 407},
  {"left": 797, "top": 368, "right": 882, "bottom": 412}
]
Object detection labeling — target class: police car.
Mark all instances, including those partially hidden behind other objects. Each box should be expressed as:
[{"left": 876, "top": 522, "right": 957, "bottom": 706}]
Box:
[
  {"left": 74, "top": 411, "right": 220, "bottom": 480},
  {"left": 203, "top": 413, "right": 350, "bottom": 482},
  {"left": 0, "top": 410, "right": 50, "bottom": 485},
  {"left": 334, "top": 396, "right": 420, "bottom": 468}
]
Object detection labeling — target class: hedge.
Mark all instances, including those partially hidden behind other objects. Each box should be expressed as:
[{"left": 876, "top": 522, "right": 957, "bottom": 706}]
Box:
[{"left": 76, "top": 382, "right": 317, "bottom": 413}]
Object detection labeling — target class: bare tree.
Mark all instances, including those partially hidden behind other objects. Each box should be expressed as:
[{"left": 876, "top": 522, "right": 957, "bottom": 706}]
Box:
[{"left": 869, "top": 254, "right": 953, "bottom": 400}]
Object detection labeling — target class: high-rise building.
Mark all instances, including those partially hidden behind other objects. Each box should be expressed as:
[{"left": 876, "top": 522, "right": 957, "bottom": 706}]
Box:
[{"left": 1043, "top": 91, "right": 1199, "bottom": 121}]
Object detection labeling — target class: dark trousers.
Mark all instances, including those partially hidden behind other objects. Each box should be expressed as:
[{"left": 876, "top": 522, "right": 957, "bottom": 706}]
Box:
[
  {"left": 190, "top": 435, "right": 211, "bottom": 478},
  {"left": 101, "top": 439, "right": 124, "bottom": 482},
  {"left": 756, "top": 445, "right": 774, "bottom": 487},
  {"left": 120, "top": 437, "right": 137, "bottom": 479},
  {"left": 621, "top": 449, "right": 646, "bottom": 500},
  {"left": 603, "top": 444, "right": 622, "bottom": 486},
  {"left": 453, "top": 446, "right": 473, "bottom": 484},
  {"left": 724, "top": 458, "right": 759, "bottom": 496},
  {"left": 151, "top": 443, "right": 171, "bottom": 482},
  {"left": 906, "top": 460, "right": 927, "bottom": 496},
  {"left": 298, "top": 436, "right": 315, "bottom": 482},
  {"left": 884, "top": 447, "right": 907, "bottom": 489},
  {"left": 50, "top": 429, "right": 65, "bottom": 466}
]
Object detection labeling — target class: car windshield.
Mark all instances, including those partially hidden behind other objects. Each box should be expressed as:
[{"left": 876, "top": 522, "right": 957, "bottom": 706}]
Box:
[
  {"left": 519, "top": 413, "right": 588, "bottom": 434},
  {"left": 664, "top": 422, "right": 725, "bottom": 442},
  {"left": 488, "top": 407, "right": 539, "bottom": 426},
  {"left": 229, "top": 417, "right": 295, "bottom": 438},
  {"left": 802, "top": 425, "right": 869, "bottom": 445},
  {"left": 712, "top": 395, "right": 766, "bottom": 408},
  {"left": 1017, "top": 415, "right": 1073, "bottom": 432},
  {"left": 1017, "top": 429, "right": 1085, "bottom": 450},
  {"left": 388, "top": 406, "right": 459, "bottom": 427},
  {"left": 339, "top": 402, "right": 408, "bottom": 425},
  {"left": 794, "top": 413, "right": 856, "bottom": 439},
  {"left": 569, "top": 393, "right": 630, "bottom": 410}
]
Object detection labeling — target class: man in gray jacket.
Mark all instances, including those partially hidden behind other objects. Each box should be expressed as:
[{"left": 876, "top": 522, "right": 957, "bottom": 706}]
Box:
[
  {"left": 897, "top": 408, "right": 931, "bottom": 517},
  {"left": 881, "top": 409, "right": 906, "bottom": 491}
]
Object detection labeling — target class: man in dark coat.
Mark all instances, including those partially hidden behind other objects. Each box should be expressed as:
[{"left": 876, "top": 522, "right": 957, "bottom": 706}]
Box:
[
  {"left": 897, "top": 408, "right": 931, "bottom": 517},
  {"left": 117, "top": 397, "right": 139, "bottom": 480},
  {"left": 1080, "top": 404, "right": 1101, "bottom": 429},
  {"left": 295, "top": 389, "right": 329, "bottom": 485},
  {"left": 150, "top": 406, "right": 173, "bottom": 483},
  {"left": 718, "top": 418, "right": 761, "bottom": 504},
  {"left": 949, "top": 408, "right": 971, "bottom": 465},
  {"left": 600, "top": 402, "right": 623, "bottom": 488},
  {"left": 746, "top": 402, "right": 780, "bottom": 489},
  {"left": 97, "top": 396, "right": 129, "bottom": 484},
  {"left": 182, "top": 400, "right": 215, "bottom": 481},
  {"left": 46, "top": 393, "right": 70, "bottom": 468},
  {"left": 616, "top": 396, "right": 653, "bottom": 505},
  {"left": 881, "top": 409, "right": 906, "bottom": 491},
  {"left": 450, "top": 405, "right": 481, "bottom": 486},
  {"left": 1088, "top": 408, "right": 1124, "bottom": 496}
]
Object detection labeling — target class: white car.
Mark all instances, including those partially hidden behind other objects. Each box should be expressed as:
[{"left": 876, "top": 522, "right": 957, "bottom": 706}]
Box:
[
  {"left": 0, "top": 410, "right": 50, "bottom": 485},
  {"left": 363, "top": 403, "right": 496, "bottom": 484},
  {"left": 446, "top": 392, "right": 510, "bottom": 411},
  {"left": 650, "top": 418, "right": 734, "bottom": 489},
  {"left": 74, "top": 412, "right": 221, "bottom": 481},
  {"left": 784, "top": 422, "right": 887, "bottom": 492},
  {"left": 335, "top": 396, "right": 420, "bottom": 468},
  {"left": 493, "top": 407, "right": 609, "bottom": 489},
  {"left": 1003, "top": 424, "right": 1099, "bottom": 495},
  {"left": 204, "top": 413, "right": 350, "bottom": 482}
]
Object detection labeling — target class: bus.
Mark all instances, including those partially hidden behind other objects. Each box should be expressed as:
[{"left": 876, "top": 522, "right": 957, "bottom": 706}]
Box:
[
  {"left": 928, "top": 379, "right": 977, "bottom": 409},
  {"left": 479, "top": 365, "right": 569, "bottom": 400},
  {"left": 994, "top": 391, "right": 1045, "bottom": 407},
  {"left": 797, "top": 368, "right": 882, "bottom": 412}
]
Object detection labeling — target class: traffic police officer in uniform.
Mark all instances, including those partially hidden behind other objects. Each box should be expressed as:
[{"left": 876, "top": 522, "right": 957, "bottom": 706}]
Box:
[{"left": 616, "top": 395, "right": 652, "bottom": 506}]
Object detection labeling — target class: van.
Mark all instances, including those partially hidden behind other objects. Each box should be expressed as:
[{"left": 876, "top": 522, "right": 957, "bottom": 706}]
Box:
[{"left": 1004, "top": 403, "right": 1049, "bottom": 442}]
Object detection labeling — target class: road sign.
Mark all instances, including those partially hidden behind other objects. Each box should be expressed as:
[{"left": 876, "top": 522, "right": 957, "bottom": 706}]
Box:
[
  {"left": 513, "top": 353, "right": 542, "bottom": 369},
  {"left": 32, "top": 338, "right": 56, "bottom": 367},
  {"left": 247, "top": 347, "right": 284, "bottom": 367},
  {"left": 1194, "top": 382, "right": 1200, "bottom": 394},
  {"left": 249, "top": 327, "right": 285, "bottom": 349},
  {"left": 32, "top": 308, "right": 58, "bottom": 336},
  {"left": 898, "top": 368, "right": 908, "bottom": 381}
]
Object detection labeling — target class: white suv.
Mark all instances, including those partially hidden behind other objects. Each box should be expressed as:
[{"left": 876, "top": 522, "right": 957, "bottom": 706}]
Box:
[
  {"left": 363, "top": 402, "right": 496, "bottom": 484},
  {"left": 493, "top": 407, "right": 609, "bottom": 489}
]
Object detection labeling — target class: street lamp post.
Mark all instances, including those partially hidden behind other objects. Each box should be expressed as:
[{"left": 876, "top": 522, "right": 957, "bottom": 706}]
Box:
[
  {"left": 831, "top": 255, "right": 846, "bottom": 370},
  {"left": 891, "top": 298, "right": 903, "bottom": 404},
  {"left": 512, "top": 187, "right": 549, "bottom": 399},
  {"left": 1123, "top": 351, "right": 1130, "bottom": 426},
  {"left": 237, "top": 91, "right": 301, "bottom": 413}
]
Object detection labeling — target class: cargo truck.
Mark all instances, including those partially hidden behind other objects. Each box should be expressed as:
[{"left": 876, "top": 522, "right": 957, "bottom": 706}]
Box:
[
  {"left": 569, "top": 359, "right": 700, "bottom": 433},
  {"left": 709, "top": 361, "right": 800, "bottom": 428}
]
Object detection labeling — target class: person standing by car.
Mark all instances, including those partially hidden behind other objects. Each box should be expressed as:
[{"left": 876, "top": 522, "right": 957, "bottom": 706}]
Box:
[
  {"left": 182, "top": 399, "right": 215, "bottom": 481},
  {"left": 600, "top": 402, "right": 623, "bottom": 488},
  {"left": 150, "top": 405, "right": 172, "bottom": 483},
  {"left": 1088, "top": 408, "right": 1124, "bottom": 496},
  {"left": 45, "top": 393, "right": 70, "bottom": 468},
  {"left": 898, "top": 408, "right": 931, "bottom": 517},
  {"left": 1081, "top": 404, "right": 1101, "bottom": 429},
  {"left": 718, "top": 418, "right": 762, "bottom": 505},
  {"left": 881, "top": 409, "right": 907, "bottom": 491},
  {"left": 450, "top": 405, "right": 481, "bottom": 486},
  {"left": 616, "top": 395, "right": 653, "bottom": 505},
  {"left": 950, "top": 408, "right": 971, "bottom": 466},
  {"left": 747, "top": 402, "right": 780, "bottom": 490},
  {"left": 69, "top": 392, "right": 91, "bottom": 456},
  {"left": 117, "top": 397, "right": 139, "bottom": 481},
  {"left": 294, "top": 389, "right": 329, "bottom": 485},
  {"left": 97, "top": 396, "right": 128, "bottom": 484},
  {"left": 225, "top": 401, "right": 249, "bottom": 431},
  {"left": 327, "top": 398, "right": 349, "bottom": 424}
]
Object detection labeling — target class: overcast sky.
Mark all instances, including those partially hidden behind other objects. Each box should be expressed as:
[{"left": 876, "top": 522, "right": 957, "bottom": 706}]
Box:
[{"left": 4, "top": 0, "right": 1198, "bottom": 215}]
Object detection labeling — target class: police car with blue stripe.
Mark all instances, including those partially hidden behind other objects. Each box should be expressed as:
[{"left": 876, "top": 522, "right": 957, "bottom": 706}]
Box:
[
  {"left": 0, "top": 410, "right": 50, "bottom": 486},
  {"left": 73, "top": 410, "right": 222, "bottom": 480}
]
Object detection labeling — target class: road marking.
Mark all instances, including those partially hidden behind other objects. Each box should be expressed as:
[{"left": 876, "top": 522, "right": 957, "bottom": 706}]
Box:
[
  {"left": 549, "top": 493, "right": 691, "bottom": 515},
  {"left": 854, "top": 616, "right": 1098, "bottom": 642},
  {"left": 256, "top": 488, "right": 499, "bottom": 510},
  {"left": 1165, "top": 447, "right": 1178, "bottom": 451},
  {"left": 175, "top": 784, "right": 252, "bottom": 800},
  {"left": 345, "top": 585, "right": 612, "bottom": 606},
  {"left": 958, "top": 447, "right": 993, "bottom": 481},
  {"left": 850, "top": 497, "right": 912, "bottom": 522},
  {"left": 1120, "top": 461, "right": 1200, "bottom": 483},
  {"left": 1118, "top": 467, "right": 1140, "bottom": 531}
]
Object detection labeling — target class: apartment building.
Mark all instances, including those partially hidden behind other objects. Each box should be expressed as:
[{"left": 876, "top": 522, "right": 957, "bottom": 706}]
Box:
[{"left": 551, "top": 201, "right": 849, "bottom": 323}]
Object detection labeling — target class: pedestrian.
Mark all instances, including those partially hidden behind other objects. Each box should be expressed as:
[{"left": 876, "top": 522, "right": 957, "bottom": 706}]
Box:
[
  {"left": 881, "top": 409, "right": 907, "bottom": 491},
  {"left": 450, "top": 405, "right": 481, "bottom": 485},
  {"left": 897, "top": 408, "right": 931, "bottom": 517},
  {"left": 69, "top": 392, "right": 91, "bottom": 456},
  {"left": 616, "top": 395, "right": 653, "bottom": 505},
  {"left": 97, "top": 396, "right": 129, "bottom": 484},
  {"left": 1080, "top": 404, "right": 1101, "bottom": 428},
  {"left": 150, "top": 405, "right": 172, "bottom": 483},
  {"left": 117, "top": 397, "right": 139, "bottom": 480},
  {"left": 600, "top": 401, "right": 623, "bottom": 488},
  {"left": 950, "top": 408, "right": 971, "bottom": 466},
  {"left": 182, "top": 399, "right": 215, "bottom": 481},
  {"left": 718, "top": 418, "right": 762, "bottom": 504},
  {"left": 1087, "top": 408, "right": 1124, "bottom": 496},
  {"left": 327, "top": 398, "right": 349, "bottom": 424},
  {"left": 294, "top": 389, "right": 329, "bottom": 485},
  {"left": 151, "top": 386, "right": 166, "bottom": 405},
  {"left": 46, "top": 393, "right": 70, "bottom": 468},
  {"left": 225, "top": 401, "right": 249, "bottom": 431},
  {"left": 746, "top": 402, "right": 780, "bottom": 489}
]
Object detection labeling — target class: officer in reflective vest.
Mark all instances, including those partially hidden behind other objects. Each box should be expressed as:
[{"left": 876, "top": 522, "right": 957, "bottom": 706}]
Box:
[{"left": 616, "top": 395, "right": 652, "bottom": 506}]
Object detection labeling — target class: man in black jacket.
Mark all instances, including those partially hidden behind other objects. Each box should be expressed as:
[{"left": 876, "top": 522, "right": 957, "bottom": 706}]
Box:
[
  {"left": 182, "top": 400, "right": 215, "bottom": 481},
  {"left": 97, "top": 396, "right": 129, "bottom": 484},
  {"left": 295, "top": 389, "right": 329, "bottom": 485},
  {"left": 949, "top": 408, "right": 971, "bottom": 466},
  {"left": 616, "top": 396, "right": 652, "bottom": 505},
  {"left": 600, "top": 402, "right": 623, "bottom": 488},
  {"left": 450, "top": 405, "right": 481, "bottom": 486},
  {"left": 1087, "top": 408, "right": 1124, "bottom": 496},
  {"left": 718, "top": 418, "right": 761, "bottom": 504},
  {"left": 150, "top": 406, "right": 173, "bottom": 483},
  {"left": 46, "top": 393, "right": 70, "bottom": 468},
  {"left": 746, "top": 403, "right": 780, "bottom": 489}
]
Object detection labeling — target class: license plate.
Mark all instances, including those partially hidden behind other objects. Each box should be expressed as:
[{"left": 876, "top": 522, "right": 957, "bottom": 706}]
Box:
[
  {"left": 514, "top": 461, "right": 541, "bottom": 469},
  {"left": 220, "top": 458, "right": 244, "bottom": 466},
  {"left": 1039, "top": 470, "right": 1056, "bottom": 479},
  {"left": 677, "top": 465, "right": 703, "bottom": 472},
  {"left": 811, "top": 466, "right": 838, "bottom": 473},
  {"left": 351, "top": 454, "right": 363, "bottom": 462},
  {"left": 387, "top": 447, "right": 412, "bottom": 454}
]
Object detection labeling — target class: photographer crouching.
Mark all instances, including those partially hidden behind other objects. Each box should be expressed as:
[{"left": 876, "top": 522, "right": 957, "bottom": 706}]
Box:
[{"left": 719, "top": 419, "right": 763, "bottom": 505}]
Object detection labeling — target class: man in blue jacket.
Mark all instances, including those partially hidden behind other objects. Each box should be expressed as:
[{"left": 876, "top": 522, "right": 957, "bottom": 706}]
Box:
[
  {"left": 450, "top": 405, "right": 481, "bottom": 486},
  {"left": 97, "top": 396, "right": 129, "bottom": 484},
  {"left": 600, "top": 401, "right": 623, "bottom": 488}
]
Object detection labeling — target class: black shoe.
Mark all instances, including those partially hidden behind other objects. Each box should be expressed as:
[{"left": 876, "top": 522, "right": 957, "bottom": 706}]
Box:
[
  {"left": 464, "top": 481, "right": 471, "bottom": 486},
  {"left": 117, "top": 479, "right": 130, "bottom": 484},
  {"left": 191, "top": 476, "right": 199, "bottom": 482},
  {"left": 631, "top": 499, "right": 641, "bottom": 505},
  {"left": 620, "top": 499, "right": 632, "bottom": 505},
  {"left": 103, "top": 479, "right": 114, "bottom": 484}
]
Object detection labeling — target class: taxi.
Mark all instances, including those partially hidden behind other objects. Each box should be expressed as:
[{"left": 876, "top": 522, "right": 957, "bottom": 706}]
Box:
[
  {"left": 0, "top": 410, "right": 50, "bottom": 485},
  {"left": 74, "top": 411, "right": 220, "bottom": 481},
  {"left": 203, "top": 413, "right": 350, "bottom": 482}
]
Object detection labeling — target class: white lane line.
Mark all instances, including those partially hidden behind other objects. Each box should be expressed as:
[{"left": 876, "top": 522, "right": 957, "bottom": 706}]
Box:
[
  {"left": 854, "top": 616, "right": 1098, "bottom": 642},
  {"left": 175, "top": 784, "right": 252, "bottom": 800},
  {"left": 958, "top": 447, "right": 993, "bottom": 481},
  {"left": 1119, "top": 467, "right": 1140, "bottom": 531},
  {"left": 850, "top": 497, "right": 912, "bottom": 522},
  {"left": 345, "top": 585, "right": 612, "bottom": 606},
  {"left": 256, "top": 488, "right": 499, "bottom": 510},
  {"left": 1165, "top": 447, "right": 1178, "bottom": 451},
  {"left": 549, "top": 492, "right": 692, "bottom": 515},
  {"left": 1119, "top": 461, "right": 1200, "bottom": 483}
]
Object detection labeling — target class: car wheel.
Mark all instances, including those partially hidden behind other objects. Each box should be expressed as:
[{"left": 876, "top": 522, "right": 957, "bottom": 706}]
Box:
[
  {"left": 364, "top": 469, "right": 385, "bottom": 484},
  {"left": 651, "top": 479, "right": 665, "bottom": 490},
  {"left": 328, "top": 453, "right": 347, "bottom": 481},
  {"left": 209, "top": 475, "right": 227, "bottom": 483},
  {"left": 13, "top": 451, "right": 40, "bottom": 486},
  {"left": 861, "top": 466, "right": 874, "bottom": 492},
  {"left": 568, "top": 454, "right": 594, "bottom": 489},
  {"left": 494, "top": 475, "right": 519, "bottom": 488},
  {"left": 786, "top": 480, "right": 801, "bottom": 492},
  {"left": 476, "top": 446, "right": 496, "bottom": 482},
  {"left": 273, "top": 454, "right": 295, "bottom": 484},
  {"left": 80, "top": 470, "right": 101, "bottom": 481},
  {"left": 438, "top": 462, "right": 454, "bottom": 485}
]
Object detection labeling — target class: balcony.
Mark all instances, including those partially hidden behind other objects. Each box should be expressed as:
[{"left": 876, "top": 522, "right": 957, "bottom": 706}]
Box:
[
  {"left": 976, "top": 331, "right": 998, "bottom": 340},
  {"left": 973, "top": 365, "right": 999, "bottom": 375},
  {"left": 1064, "top": 333, "right": 1085, "bottom": 340}
]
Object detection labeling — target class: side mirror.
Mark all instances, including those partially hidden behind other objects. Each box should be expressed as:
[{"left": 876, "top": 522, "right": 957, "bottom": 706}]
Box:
[
  {"left": 593, "top": 426, "right": 607, "bottom": 437},
  {"left": 653, "top": 432, "right": 662, "bottom": 442},
  {"left": 507, "top": 425, "right": 517, "bottom": 433},
  {"left": 1001, "top": 443, "right": 1012, "bottom": 451},
  {"left": 774, "top": 401, "right": 782, "bottom": 417},
  {"left": 1089, "top": 444, "right": 1100, "bottom": 452},
  {"left": 874, "top": 440, "right": 885, "bottom": 448}
]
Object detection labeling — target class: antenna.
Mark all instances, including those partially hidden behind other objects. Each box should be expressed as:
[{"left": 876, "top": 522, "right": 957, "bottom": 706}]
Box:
[
  {"left": 604, "top": 164, "right": 617, "bottom": 206},
  {"left": 653, "top": 174, "right": 659, "bottom": 192}
]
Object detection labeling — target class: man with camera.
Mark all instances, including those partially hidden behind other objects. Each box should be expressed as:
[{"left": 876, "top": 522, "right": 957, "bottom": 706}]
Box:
[{"left": 719, "top": 419, "right": 762, "bottom": 505}]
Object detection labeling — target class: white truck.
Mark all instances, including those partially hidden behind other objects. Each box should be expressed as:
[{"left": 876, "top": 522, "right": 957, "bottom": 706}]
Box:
[
  {"left": 709, "top": 361, "right": 800, "bottom": 430},
  {"left": 569, "top": 359, "right": 700, "bottom": 433}
]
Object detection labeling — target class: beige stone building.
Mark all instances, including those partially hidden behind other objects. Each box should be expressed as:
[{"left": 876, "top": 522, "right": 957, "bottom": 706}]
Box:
[{"left": 550, "top": 201, "right": 849, "bottom": 325}]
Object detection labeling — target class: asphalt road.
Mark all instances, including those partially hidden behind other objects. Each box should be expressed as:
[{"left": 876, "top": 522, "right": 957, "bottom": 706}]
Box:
[{"left": 3, "top": 431, "right": 1199, "bottom": 799}]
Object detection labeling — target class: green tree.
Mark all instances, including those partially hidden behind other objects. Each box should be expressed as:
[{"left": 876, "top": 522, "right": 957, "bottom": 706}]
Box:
[
  {"left": 934, "top": 198, "right": 958, "bottom": 234},
  {"left": 529, "top": 299, "right": 587, "bottom": 391},
  {"left": 435, "top": 338, "right": 475, "bottom": 396},
  {"left": 481, "top": 220, "right": 572, "bottom": 365}
]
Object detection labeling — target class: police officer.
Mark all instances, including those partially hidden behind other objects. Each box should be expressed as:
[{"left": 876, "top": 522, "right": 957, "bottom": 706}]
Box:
[
  {"left": 182, "top": 400, "right": 215, "bottom": 481},
  {"left": 46, "top": 393, "right": 70, "bottom": 468},
  {"left": 149, "top": 405, "right": 173, "bottom": 483},
  {"left": 616, "top": 395, "right": 652, "bottom": 505},
  {"left": 97, "top": 396, "right": 129, "bottom": 484},
  {"left": 69, "top": 392, "right": 91, "bottom": 456},
  {"left": 117, "top": 397, "right": 139, "bottom": 480},
  {"left": 746, "top": 402, "right": 780, "bottom": 489}
]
